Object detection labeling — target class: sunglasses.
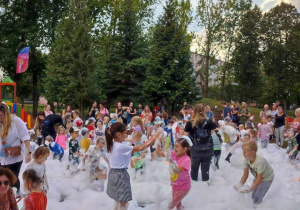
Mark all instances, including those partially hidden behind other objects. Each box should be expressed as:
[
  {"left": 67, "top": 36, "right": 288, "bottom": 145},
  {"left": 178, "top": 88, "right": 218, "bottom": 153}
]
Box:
[{"left": 0, "top": 180, "right": 10, "bottom": 186}]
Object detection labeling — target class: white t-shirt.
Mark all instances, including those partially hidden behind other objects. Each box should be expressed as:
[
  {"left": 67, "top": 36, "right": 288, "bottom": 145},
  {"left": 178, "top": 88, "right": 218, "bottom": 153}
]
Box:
[
  {"left": 0, "top": 115, "right": 30, "bottom": 165},
  {"left": 109, "top": 141, "right": 133, "bottom": 169},
  {"left": 26, "top": 161, "right": 48, "bottom": 191}
]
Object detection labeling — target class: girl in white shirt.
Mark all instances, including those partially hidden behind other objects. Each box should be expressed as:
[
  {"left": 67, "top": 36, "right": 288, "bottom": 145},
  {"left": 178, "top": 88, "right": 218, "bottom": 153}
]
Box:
[{"left": 105, "top": 122, "right": 159, "bottom": 210}]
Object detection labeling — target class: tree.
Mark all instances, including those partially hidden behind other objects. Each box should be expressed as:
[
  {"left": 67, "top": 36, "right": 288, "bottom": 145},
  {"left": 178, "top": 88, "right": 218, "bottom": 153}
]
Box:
[
  {"left": 231, "top": 5, "right": 262, "bottom": 103},
  {"left": 45, "top": 0, "right": 98, "bottom": 117},
  {"left": 104, "top": 0, "right": 151, "bottom": 104},
  {"left": 261, "top": 2, "right": 300, "bottom": 112},
  {"left": 143, "top": 0, "right": 197, "bottom": 113},
  {"left": 0, "top": 0, "right": 67, "bottom": 117},
  {"left": 195, "top": 0, "right": 226, "bottom": 98}
]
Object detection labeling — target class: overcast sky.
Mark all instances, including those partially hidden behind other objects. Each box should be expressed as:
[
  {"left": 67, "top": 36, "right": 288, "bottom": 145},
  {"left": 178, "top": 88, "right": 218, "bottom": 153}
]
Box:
[{"left": 153, "top": 0, "right": 300, "bottom": 32}]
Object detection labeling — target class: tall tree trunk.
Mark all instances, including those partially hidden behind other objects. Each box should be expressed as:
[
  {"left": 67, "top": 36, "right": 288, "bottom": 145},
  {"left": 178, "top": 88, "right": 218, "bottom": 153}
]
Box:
[
  {"left": 204, "top": 44, "right": 210, "bottom": 98},
  {"left": 220, "top": 66, "right": 226, "bottom": 100}
]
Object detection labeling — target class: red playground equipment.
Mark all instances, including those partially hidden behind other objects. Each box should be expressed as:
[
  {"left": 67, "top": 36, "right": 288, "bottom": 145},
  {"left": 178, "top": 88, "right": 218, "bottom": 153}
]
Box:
[{"left": 0, "top": 77, "right": 33, "bottom": 129}]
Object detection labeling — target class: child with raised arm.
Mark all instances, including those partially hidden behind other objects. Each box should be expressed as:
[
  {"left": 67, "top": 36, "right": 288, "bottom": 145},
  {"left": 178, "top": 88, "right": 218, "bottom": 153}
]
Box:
[
  {"left": 234, "top": 141, "right": 274, "bottom": 205},
  {"left": 105, "top": 122, "right": 159, "bottom": 210}
]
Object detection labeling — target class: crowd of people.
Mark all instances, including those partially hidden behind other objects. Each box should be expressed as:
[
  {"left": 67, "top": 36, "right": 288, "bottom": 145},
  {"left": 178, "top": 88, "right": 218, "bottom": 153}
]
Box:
[{"left": 0, "top": 99, "right": 299, "bottom": 210}]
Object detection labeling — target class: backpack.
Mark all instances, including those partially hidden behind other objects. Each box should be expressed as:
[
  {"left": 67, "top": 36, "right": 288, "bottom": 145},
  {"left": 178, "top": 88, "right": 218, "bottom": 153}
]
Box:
[{"left": 194, "top": 120, "right": 210, "bottom": 143}]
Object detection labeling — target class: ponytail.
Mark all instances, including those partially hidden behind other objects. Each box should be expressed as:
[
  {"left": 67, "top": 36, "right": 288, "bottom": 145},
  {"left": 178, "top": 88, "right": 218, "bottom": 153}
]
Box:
[{"left": 105, "top": 122, "right": 127, "bottom": 153}]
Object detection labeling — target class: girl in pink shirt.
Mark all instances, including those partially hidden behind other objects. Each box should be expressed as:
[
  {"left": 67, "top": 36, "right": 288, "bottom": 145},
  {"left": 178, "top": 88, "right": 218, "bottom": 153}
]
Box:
[
  {"left": 156, "top": 136, "right": 192, "bottom": 210},
  {"left": 55, "top": 126, "right": 67, "bottom": 149}
]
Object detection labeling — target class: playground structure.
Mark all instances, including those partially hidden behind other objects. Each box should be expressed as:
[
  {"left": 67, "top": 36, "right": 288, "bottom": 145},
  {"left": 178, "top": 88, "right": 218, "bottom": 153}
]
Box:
[{"left": 0, "top": 77, "right": 33, "bottom": 129}]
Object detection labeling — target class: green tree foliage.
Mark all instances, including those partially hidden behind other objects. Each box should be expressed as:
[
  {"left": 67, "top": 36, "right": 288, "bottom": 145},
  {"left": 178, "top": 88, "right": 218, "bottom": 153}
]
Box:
[
  {"left": 45, "top": 0, "right": 99, "bottom": 116},
  {"left": 261, "top": 2, "right": 300, "bottom": 111},
  {"left": 0, "top": 0, "right": 67, "bottom": 116},
  {"left": 143, "top": 0, "right": 197, "bottom": 113},
  {"left": 231, "top": 5, "right": 262, "bottom": 103}
]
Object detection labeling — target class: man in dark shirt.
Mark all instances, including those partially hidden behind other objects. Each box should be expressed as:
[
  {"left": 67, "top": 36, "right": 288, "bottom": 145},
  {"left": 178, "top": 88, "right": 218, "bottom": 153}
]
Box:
[{"left": 221, "top": 101, "right": 232, "bottom": 120}]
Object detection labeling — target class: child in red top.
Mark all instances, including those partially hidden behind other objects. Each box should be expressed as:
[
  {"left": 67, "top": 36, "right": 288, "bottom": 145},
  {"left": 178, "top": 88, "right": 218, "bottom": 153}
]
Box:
[
  {"left": 86, "top": 118, "right": 96, "bottom": 139},
  {"left": 156, "top": 136, "right": 192, "bottom": 210},
  {"left": 22, "top": 169, "right": 47, "bottom": 210}
]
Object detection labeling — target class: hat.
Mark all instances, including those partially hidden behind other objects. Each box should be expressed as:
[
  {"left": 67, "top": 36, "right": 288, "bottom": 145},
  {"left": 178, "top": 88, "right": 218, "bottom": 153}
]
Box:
[
  {"left": 75, "top": 119, "right": 83, "bottom": 127},
  {"left": 81, "top": 127, "right": 89, "bottom": 136},
  {"left": 70, "top": 127, "right": 80, "bottom": 133}
]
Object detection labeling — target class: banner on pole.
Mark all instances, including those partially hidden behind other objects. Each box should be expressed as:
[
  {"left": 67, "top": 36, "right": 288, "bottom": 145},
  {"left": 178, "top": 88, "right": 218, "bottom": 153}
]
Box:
[{"left": 16, "top": 47, "right": 30, "bottom": 74}]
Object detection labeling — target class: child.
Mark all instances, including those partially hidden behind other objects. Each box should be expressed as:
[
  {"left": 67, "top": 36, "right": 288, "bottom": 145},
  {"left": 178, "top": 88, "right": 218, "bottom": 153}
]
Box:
[
  {"left": 109, "top": 114, "right": 117, "bottom": 125},
  {"left": 176, "top": 124, "right": 185, "bottom": 140},
  {"left": 82, "top": 137, "right": 109, "bottom": 182},
  {"left": 80, "top": 128, "right": 91, "bottom": 153},
  {"left": 249, "top": 129, "right": 258, "bottom": 142},
  {"left": 55, "top": 125, "right": 67, "bottom": 150},
  {"left": 26, "top": 146, "right": 50, "bottom": 194},
  {"left": 212, "top": 129, "right": 222, "bottom": 169},
  {"left": 22, "top": 169, "right": 47, "bottom": 210},
  {"left": 150, "top": 119, "right": 165, "bottom": 159},
  {"left": 130, "top": 132, "right": 146, "bottom": 172},
  {"left": 94, "top": 120, "right": 105, "bottom": 142},
  {"left": 156, "top": 137, "right": 192, "bottom": 210},
  {"left": 86, "top": 117, "right": 96, "bottom": 139},
  {"left": 69, "top": 127, "right": 80, "bottom": 165},
  {"left": 234, "top": 141, "right": 274, "bottom": 205},
  {"left": 266, "top": 115, "right": 275, "bottom": 141},
  {"left": 92, "top": 165, "right": 107, "bottom": 192},
  {"left": 46, "top": 136, "right": 64, "bottom": 161},
  {"left": 259, "top": 117, "right": 273, "bottom": 148},
  {"left": 131, "top": 116, "right": 144, "bottom": 134},
  {"left": 239, "top": 124, "right": 248, "bottom": 140},
  {"left": 286, "top": 130, "right": 298, "bottom": 159},
  {"left": 103, "top": 116, "right": 109, "bottom": 127},
  {"left": 116, "top": 117, "right": 123, "bottom": 123},
  {"left": 105, "top": 122, "right": 159, "bottom": 210}
]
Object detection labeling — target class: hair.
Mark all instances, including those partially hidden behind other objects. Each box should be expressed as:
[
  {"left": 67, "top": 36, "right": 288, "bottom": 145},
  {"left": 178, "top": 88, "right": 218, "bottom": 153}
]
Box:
[
  {"left": 176, "top": 138, "right": 191, "bottom": 158},
  {"left": 97, "top": 120, "right": 103, "bottom": 125},
  {"left": 96, "top": 137, "right": 106, "bottom": 145},
  {"left": 243, "top": 133, "right": 250, "bottom": 139},
  {"left": 242, "top": 102, "right": 247, "bottom": 106},
  {"left": 249, "top": 129, "right": 257, "bottom": 137},
  {"left": 238, "top": 124, "right": 245, "bottom": 130},
  {"left": 192, "top": 104, "right": 207, "bottom": 127},
  {"left": 64, "top": 105, "right": 72, "bottom": 113},
  {"left": 71, "top": 109, "right": 80, "bottom": 118},
  {"left": 144, "top": 105, "right": 150, "bottom": 113},
  {"left": 162, "top": 111, "right": 168, "bottom": 120},
  {"left": 261, "top": 116, "right": 267, "bottom": 124},
  {"left": 171, "top": 116, "right": 178, "bottom": 121},
  {"left": 266, "top": 115, "right": 272, "bottom": 119},
  {"left": 81, "top": 127, "right": 89, "bottom": 136},
  {"left": 44, "top": 104, "right": 51, "bottom": 111},
  {"left": 33, "top": 146, "right": 50, "bottom": 159},
  {"left": 295, "top": 108, "right": 300, "bottom": 116},
  {"left": 0, "top": 104, "right": 12, "bottom": 139},
  {"left": 22, "top": 169, "right": 42, "bottom": 189},
  {"left": 117, "top": 118, "right": 123, "bottom": 123},
  {"left": 96, "top": 112, "right": 103, "bottom": 120},
  {"left": 45, "top": 135, "right": 53, "bottom": 141},
  {"left": 205, "top": 105, "right": 211, "bottom": 112},
  {"left": 277, "top": 106, "right": 283, "bottom": 111},
  {"left": 57, "top": 125, "right": 65, "bottom": 134},
  {"left": 271, "top": 103, "right": 276, "bottom": 111},
  {"left": 131, "top": 116, "right": 144, "bottom": 132},
  {"left": 105, "top": 122, "right": 127, "bottom": 153},
  {"left": 242, "top": 141, "right": 258, "bottom": 153},
  {"left": 221, "top": 101, "right": 226, "bottom": 105},
  {"left": 0, "top": 167, "right": 17, "bottom": 186}
]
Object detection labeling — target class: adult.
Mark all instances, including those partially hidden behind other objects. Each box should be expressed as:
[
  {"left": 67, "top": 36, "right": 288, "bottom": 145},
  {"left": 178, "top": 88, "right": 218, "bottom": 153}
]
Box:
[
  {"left": 0, "top": 104, "right": 31, "bottom": 192},
  {"left": 274, "top": 106, "right": 287, "bottom": 147},
  {"left": 115, "top": 102, "right": 128, "bottom": 125},
  {"left": 259, "top": 104, "right": 271, "bottom": 119},
  {"left": 136, "top": 104, "right": 143, "bottom": 117},
  {"left": 239, "top": 102, "right": 251, "bottom": 125},
  {"left": 99, "top": 102, "right": 109, "bottom": 120},
  {"left": 37, "top": 111, "right": 65, "bottom": 141},
  {"left": 232, "top": 102, "right": 240, "bottom": 125},
  {"left": 88, "top": 101, "right": 98, "bottom": 120},
  {"left": 205, "top": 105, "right": 214, "bottom": 121},
  {"left": 184, "top": 104, "right": 214, "bottom": 182},
  {"left": 141, "top": 105, "right": 153, "bottom": 134},
  {"left": 127, "top": 102, "right": 136, "bottom": 124},
  {"left": 180, "top": 101, "right": 188, "bottom": 119},
  {"left": 0, "top": 167, "right": 18, "bottom": 209},
  {"left": 62, "top": 105, "right": 72, "bottom": 125},
  {"left": 294, "top": 108, "right": 300, "bottom": 123},
  {"left": 44, "top": 104, "right": 53, "bottom": 117},
  {"left": 269, "top": 103, "right": 278, "bottom": 122},
  {"left": 275, "top": 100, "right": 280, "bottom": 110},
  {"left": 221, "top": 101, "right": 233, "bottom": 120},
  {"left": 71, "top": 110, "right": 82, "bottom": 128},
  {"left": 33, "top": 115, "right": 43, "bottom": 146}
]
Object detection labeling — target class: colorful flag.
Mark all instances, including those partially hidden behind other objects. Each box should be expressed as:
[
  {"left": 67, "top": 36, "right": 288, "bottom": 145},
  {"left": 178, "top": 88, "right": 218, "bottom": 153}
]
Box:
[{"left": 16, "top": 47, "right": 30, "bottom": 74}]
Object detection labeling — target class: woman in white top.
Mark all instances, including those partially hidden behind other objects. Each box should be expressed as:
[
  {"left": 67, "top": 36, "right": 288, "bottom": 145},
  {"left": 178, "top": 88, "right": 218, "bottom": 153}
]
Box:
[
  {"left": 105, "top": 122, "right": 159, "bottom": 210},
  {"left": 0, "top": 103, "right": 31, "bottom": 192},
  {"left": 44, "top": 104, "right": 53, "bottom": 117}
]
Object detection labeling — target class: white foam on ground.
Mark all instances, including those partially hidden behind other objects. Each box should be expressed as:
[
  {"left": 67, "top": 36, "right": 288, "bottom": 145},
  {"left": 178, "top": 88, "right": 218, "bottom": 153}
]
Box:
[{"left": 17, "top": 142, "right": 300, "bottom": 210}]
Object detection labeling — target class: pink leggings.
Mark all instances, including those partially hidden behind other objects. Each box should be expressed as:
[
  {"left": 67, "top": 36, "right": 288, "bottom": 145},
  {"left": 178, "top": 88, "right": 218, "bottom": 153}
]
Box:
[{"left": 169, "top": 189, "right": 190, "bottom": 209}]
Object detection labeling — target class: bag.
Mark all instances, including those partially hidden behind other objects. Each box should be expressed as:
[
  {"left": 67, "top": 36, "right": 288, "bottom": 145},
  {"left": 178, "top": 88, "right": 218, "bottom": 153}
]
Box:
[
  {"left": 194, "top": 120, "right": 210, "bottom": 142},
  {"left": 4, "top": 146, "right": 21, "bottom": 157},
  {"left": 122, "top": 111, "right": 128, "bottom": 119}
]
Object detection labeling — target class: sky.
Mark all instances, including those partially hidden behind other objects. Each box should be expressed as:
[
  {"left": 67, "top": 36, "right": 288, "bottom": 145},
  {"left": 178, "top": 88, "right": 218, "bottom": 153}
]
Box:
[{"left": 153, "top": 0, "right": 300, "bottom": 32}]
